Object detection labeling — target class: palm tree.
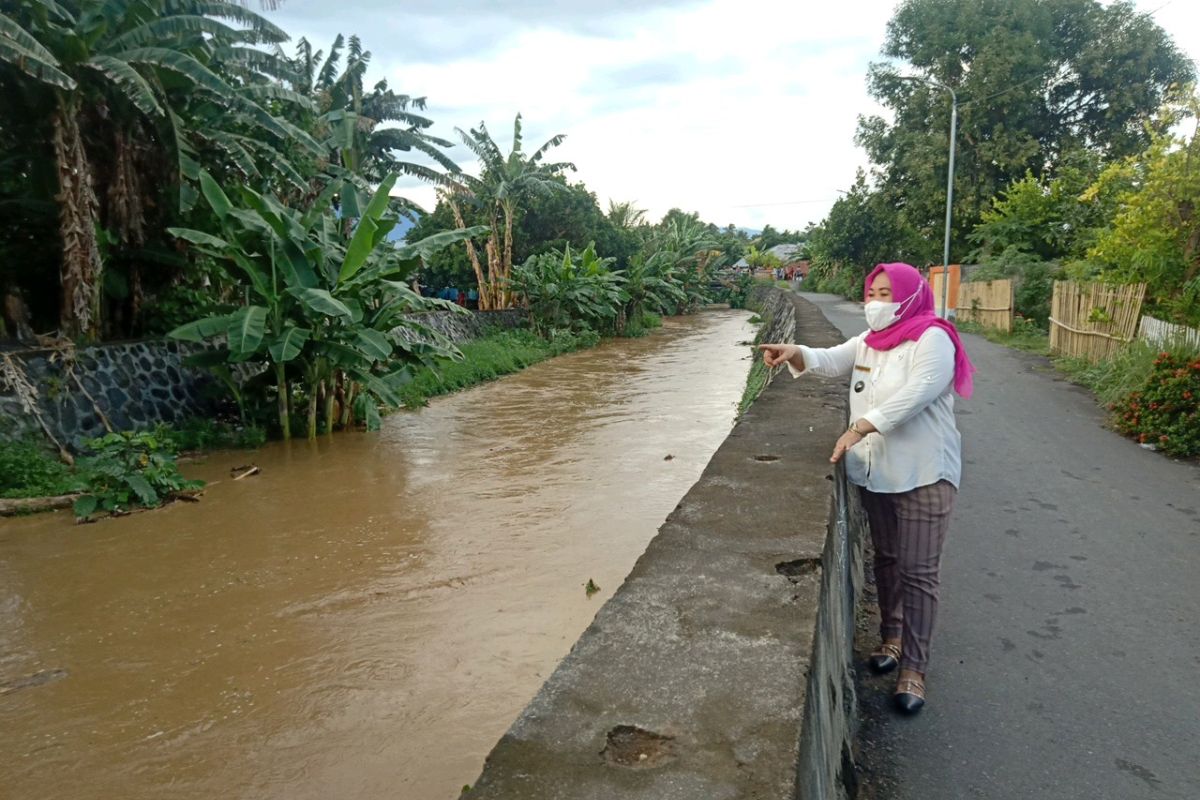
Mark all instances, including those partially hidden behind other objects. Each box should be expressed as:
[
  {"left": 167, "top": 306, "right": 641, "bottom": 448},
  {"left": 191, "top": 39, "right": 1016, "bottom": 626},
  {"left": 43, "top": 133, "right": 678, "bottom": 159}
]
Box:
[
  {"left": 0, "top": 0, "right": 304, "bottom": 340},
  {"left": 448, "top": 114, "right": 574, "bottom": 309},
  {"left": 607, "top": 200, "right": 647, "bottom": 229}
]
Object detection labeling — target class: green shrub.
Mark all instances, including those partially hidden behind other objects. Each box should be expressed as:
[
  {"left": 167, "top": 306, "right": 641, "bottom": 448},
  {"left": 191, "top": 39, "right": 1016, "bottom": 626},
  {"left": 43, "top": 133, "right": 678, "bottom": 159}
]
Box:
[
  {"left": 157, "top": 418, "right": 267, "bottom": 452},
  {"left": 73, "top": 431, "right": 204, "bottom": 519},
  {"left": 723, "top": 272, "right": 756, "bottom": 309},
  {"left": 0, "top": 440, "right": 78, "bottom": 499},
  {"left": 622, "top": 312, "right": 663, "bottom": 338},
  {"left": 973, "top": 248, "right": 1062, "bottom": 329},
  {"left": 1108, "top": 349, "right": 1200, "bottom": 457}
]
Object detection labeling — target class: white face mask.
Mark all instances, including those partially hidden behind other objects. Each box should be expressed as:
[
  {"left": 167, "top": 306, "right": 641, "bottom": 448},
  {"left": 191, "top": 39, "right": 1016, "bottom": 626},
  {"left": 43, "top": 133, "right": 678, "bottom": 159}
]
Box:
[
  {"left": 864, "top": 300, "right": 902, "bottom": 331},
  {"left": 864, "top": 292, "right": 917, "bottom": 331}
]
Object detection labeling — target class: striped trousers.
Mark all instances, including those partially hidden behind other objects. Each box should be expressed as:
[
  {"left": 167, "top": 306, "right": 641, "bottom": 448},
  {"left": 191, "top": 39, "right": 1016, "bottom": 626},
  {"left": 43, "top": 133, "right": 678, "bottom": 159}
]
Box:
[{"left": 859, "top": 480, "right": 957, "bottom": 674}]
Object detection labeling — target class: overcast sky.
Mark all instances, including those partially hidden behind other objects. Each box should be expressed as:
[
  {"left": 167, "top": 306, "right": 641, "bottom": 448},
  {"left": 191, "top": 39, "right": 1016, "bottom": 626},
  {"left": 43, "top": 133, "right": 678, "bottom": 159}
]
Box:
[{"left": 268, "top": 0, "right": 1199, "bottom": 231}]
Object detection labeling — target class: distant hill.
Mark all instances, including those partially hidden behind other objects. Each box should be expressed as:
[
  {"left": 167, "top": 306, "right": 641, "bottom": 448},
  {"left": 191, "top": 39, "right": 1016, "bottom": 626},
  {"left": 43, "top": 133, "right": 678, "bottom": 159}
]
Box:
[{"left": 738, "top": 227, "right": 762, "bottom": 237}]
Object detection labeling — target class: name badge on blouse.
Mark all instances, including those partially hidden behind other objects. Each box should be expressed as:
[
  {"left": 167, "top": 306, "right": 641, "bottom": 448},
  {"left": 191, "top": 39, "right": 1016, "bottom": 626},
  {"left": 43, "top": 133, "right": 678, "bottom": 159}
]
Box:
[{"left": 854, "top": 364, "right": 869, "bottom": 392}]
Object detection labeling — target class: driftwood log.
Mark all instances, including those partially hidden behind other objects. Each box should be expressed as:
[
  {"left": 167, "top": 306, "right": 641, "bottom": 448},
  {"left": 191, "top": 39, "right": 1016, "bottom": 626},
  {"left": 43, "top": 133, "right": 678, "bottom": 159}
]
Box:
[{"left": 0, "top": 494, "right": 80, "bottom": 516}]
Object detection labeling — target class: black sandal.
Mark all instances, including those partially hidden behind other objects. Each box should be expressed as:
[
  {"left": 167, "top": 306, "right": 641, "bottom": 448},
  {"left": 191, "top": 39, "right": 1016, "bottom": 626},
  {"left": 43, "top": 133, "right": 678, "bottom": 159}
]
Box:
[
  {"left": 868, "top": 642, "right": 901, "bottom": 674},
  {"left": 893, "top": 675, "right": 926, "bottom": 715}
]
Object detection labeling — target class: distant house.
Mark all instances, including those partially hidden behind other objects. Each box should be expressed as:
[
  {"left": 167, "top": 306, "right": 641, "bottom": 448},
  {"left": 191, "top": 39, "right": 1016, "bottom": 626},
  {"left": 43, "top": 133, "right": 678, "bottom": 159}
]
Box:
[
  {"left": 732, "top": 257, "right": 750, "bottom": 270},
  {"left": 766, "top": 243, "right": 803, "bottom": 262},
  {"left": 764, "top": 244, "right": 809, "bottom": 280}
]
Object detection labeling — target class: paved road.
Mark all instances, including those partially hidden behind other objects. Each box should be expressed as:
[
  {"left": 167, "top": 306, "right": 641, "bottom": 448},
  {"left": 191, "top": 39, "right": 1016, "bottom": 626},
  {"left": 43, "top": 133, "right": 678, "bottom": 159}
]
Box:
[{"left": 796, "top": 292, "right": 1200, "bottom": 800}]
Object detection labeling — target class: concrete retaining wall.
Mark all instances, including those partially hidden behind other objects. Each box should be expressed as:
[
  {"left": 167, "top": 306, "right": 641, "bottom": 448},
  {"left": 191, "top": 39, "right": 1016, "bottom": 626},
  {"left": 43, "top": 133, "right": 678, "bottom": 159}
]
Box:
[
  {"left": 463, "top": 290, "right": 866, "bottom": 799},
  {"left": 0, "top": 309, "right": 526, "bottom": 450}
]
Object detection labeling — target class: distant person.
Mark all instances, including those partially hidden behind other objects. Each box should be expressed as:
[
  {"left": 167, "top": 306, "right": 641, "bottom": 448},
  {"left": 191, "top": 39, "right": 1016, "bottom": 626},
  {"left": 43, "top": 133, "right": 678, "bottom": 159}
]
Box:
[
  {"left": 758, "top": 262, "right": 976, "bottom": 715},
  {"left": 467, "top": 288, "right": 479, "bottom": 309}
]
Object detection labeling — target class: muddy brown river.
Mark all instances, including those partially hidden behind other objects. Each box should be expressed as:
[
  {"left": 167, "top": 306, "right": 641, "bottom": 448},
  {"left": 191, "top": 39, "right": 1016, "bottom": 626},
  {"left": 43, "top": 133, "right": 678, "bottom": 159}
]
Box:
[{"left": 0, "top": 310, "right": 755, "bottom": 800}]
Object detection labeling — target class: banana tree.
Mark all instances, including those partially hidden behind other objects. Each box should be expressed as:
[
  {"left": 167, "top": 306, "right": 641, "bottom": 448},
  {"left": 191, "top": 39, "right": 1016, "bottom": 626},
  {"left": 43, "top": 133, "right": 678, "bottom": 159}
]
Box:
[
  {"left": 512, "top": 242, "right": 624, "bottom": 334},
  {"left": 0, "top": 0, "right": 315, "bottom": 340},
  {"left": 620, "top": 251, "right": 687, "bottom": 328},
  {"left": 451, "top": 114, "right": 575, "bottom": 310},
  {"left": 167, "top": 170, "right": 486, "bottom": 439}
]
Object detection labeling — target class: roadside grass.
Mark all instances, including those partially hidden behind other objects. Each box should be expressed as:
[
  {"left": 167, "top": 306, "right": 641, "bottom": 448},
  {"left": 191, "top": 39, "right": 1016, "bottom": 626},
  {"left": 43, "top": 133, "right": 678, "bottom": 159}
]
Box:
[
  {"left": 398, "top": 328, "right": 601, "bottom": 408},
  {"left": 956, "top": 319, "right": 1050, "bottom": 355},
  {"left": 1051, "top": 340, "right": 1181, "bottom": 406},
  {"left": 959, "top": 319, "right": 1200, "bottom": 458}
]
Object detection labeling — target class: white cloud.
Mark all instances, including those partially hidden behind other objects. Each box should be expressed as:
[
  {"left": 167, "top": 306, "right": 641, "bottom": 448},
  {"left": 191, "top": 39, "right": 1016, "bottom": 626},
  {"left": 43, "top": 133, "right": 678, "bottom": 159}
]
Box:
[{"left": 270, "top": 0, "right": 1200, "bottom": 230}]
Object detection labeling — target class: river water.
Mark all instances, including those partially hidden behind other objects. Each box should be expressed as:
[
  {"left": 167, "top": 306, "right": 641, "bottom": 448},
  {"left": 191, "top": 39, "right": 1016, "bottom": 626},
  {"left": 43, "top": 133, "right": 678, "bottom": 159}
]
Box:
[{"left": 0, "top": 310, "right": 755, "bottom": 800}]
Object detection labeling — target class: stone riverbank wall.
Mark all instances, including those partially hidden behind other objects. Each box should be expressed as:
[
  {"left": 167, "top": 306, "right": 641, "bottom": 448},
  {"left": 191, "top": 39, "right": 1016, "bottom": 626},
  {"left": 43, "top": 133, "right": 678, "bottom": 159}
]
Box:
[
  {"left": 0, "top": 309, "right": 525, "bottom": 450},
  {"left": 463, "top": 289, "right": 867, "bottom": 799}
]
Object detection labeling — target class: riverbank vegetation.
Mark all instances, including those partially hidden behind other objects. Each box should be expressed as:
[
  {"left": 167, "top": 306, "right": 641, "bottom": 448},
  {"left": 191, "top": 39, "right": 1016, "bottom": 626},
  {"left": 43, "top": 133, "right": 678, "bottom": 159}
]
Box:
[
  {"left": 0, "top": 2, "right": 795, "bottom": 514},
  {"left": 1, "top": 428, "right": 201, "bottom": 518},
  {"left": 397, "top": 328, "right": 600, "bottom": 408}
]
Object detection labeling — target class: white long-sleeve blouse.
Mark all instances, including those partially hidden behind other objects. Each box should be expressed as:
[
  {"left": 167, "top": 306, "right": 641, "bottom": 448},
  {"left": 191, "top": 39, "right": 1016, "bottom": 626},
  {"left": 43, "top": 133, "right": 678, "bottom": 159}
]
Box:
[{"left": 788, "top": 327, "right": 961, "bottom": 493}]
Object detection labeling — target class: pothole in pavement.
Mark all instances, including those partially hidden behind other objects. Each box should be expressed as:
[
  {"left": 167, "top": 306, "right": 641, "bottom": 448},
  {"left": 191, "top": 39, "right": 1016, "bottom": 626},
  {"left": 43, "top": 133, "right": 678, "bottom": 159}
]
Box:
[
  {"left": 752, "top": 454, "right": 780, "bottom": 462},
  {"left": 601, "top": 725, "right": 678, "bottom": 769},
  {"left": 776, "top": 558, "right": 821, "bottom": 582}
]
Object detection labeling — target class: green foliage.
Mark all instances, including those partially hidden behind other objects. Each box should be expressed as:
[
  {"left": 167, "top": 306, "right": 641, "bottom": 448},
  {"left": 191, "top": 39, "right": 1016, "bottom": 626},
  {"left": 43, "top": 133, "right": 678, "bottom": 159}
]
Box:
[
  {"left": 858, "top": 0, "right": 1193, "bottom": 252},
  {"left": 619, "top": 252, "right": 688, "bottom": 326},
  {"left": 511, "top": 243, "right": 624, "bottom": 334},
  {"left": 1106, "top": 348, "right": 1200, "bottom": 457},
  {"left": 955, "top": 318, "right": 1050, "bottom": 354},
  {"left": 450, "top": 114, "right": 576, "bottom": 308},
  {"left": 805, "top": 259, "right": 866, "bottom": 300},
  {"left": 156, "top": 418, "right": 266, "bottom": 452},
  {"left": 971, "top": 248, "right": 1062, "bottom": 329},
  {"left": 1084, "top": 96, "right": 1200, "bottom": 325},
  {"left": 168, "top": 169, "right": 485, "bottom": 439},
  {"left": 411, "top": 178, "right": 640, "bottom": 290},
  {"left": 976, "top": 157, "right": 1111, "bottom": 255},
  {"left": 397, "top": 328, "right": 600, "bottom": 407},
  {"left": 738, "top": 304, "right": 775, "bottom": 414},
  {"left": 72, "top": 431, "right": 203, "bottom": 519},
  {"left": 719, "top": 272, "right": 756, "bottom": 309},
  {"left": 622, "top": 311, "right": 663, "bottom": 338},
  {"left": 744, "top": 245, "right": 782, "bottom": 270},
  {"left": 0, "top": 0, "right": 316, "bottom": 339},
  {"left": 806, "top": 173, "right": 921, "bottom": 285},
  {"left": 752, "top": 224, "right": 807, "bottom": 252},
  {"left": 0, "top": 439, "right": 77, "bottom": 499}
]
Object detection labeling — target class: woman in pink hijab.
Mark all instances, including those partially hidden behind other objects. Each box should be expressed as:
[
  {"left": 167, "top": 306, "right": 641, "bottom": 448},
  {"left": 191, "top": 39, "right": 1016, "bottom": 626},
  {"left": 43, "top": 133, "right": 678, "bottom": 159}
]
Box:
[{"left": 759, "top": 262, "right": 975, "bottom": 715}]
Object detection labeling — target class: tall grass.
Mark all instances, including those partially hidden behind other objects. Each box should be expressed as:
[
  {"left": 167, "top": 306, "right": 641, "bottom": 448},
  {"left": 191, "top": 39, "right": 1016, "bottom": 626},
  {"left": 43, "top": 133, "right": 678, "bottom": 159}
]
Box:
[
  {"left": 398, "top": 328, "right": 600, "bottom": 408},
  {"left": 1055, "top": 339, "right": 1200, "bottom": 406}
]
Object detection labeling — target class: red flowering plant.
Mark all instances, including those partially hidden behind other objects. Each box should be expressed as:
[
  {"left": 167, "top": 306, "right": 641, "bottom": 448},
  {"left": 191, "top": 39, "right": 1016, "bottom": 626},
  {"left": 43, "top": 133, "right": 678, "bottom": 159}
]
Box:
[{"left": 1111, "top": 351, "right": 1200, "bottom": 457}]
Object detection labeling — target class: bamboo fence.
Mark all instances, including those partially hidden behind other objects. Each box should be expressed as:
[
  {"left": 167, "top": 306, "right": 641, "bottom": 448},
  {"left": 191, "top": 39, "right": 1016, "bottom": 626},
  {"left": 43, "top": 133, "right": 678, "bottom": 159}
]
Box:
[
  {"left": 1049, "top": 281, "right": 1146, "bottom": 362},
  {"left": 956, "top": 280, "right": 1014, "bottom": 332}
]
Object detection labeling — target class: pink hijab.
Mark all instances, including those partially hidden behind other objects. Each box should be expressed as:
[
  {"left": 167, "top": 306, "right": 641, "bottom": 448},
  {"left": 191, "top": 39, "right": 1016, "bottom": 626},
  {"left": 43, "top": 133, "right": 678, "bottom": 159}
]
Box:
[{"left": 863, "top": 262, "right": 976, "bottom": 399}]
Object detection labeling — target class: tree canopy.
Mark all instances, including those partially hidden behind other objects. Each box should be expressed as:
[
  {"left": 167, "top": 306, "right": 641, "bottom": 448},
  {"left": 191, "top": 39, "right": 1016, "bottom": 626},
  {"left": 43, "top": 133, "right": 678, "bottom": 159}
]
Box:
[{"left": 856, "top": 0, "right": 1193, "bottom": 257}]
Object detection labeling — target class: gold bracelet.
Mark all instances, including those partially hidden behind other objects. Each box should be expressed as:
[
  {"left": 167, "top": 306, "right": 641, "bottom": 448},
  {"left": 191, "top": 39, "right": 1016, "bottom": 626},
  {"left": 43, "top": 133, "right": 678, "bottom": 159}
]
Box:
[{"left": 848, "top": 421, "right": 866, "bottom": 436}]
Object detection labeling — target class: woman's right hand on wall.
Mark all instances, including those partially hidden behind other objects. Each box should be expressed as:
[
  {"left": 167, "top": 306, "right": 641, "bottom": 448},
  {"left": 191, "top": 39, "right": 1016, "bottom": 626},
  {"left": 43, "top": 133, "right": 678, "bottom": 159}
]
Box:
[{"left": 757, "top": 343, "right": 800, "bottom": 368}]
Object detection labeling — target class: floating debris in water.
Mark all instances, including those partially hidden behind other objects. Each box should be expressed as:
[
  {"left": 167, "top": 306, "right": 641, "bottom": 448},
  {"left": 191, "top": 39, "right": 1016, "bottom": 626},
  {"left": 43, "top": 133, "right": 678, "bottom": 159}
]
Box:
[
  {"left": 663, "top": 454, "right": 674, "bottom": 461},
  {"left": 0, "top": 668, "right": 68, "bottom": 696},
  {"left": 231, "top": 465, "right": 260, "bottom": 480}
]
